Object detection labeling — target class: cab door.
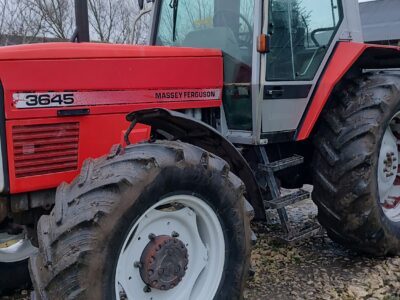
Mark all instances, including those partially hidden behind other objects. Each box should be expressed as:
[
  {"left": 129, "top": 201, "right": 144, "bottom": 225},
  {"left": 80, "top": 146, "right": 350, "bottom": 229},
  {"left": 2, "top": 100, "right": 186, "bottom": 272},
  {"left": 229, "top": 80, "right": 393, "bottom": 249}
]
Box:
[{"left": 260, "top": 0, "right": 343, "bottom": 142}]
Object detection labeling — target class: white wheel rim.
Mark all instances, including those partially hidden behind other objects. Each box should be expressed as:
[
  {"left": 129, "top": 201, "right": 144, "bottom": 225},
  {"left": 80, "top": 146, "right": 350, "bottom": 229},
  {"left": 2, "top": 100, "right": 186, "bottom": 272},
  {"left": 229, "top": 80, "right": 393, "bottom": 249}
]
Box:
[
  {"left": 115, "top": 194, "right": 225, "bottom": 300},
  {"left": 378, "top": 114, "right": 400, "bottom": 223},
  {"left": 0, "top": 233, "right": 37, "bottom": 263}
]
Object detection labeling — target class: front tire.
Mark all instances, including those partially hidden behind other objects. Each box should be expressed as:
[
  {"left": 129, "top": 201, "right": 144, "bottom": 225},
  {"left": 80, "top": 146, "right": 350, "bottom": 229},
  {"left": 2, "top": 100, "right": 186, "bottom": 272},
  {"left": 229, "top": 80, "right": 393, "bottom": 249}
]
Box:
[
  {"left": 29, "top": 141, "right": 253, "bottom": 299},
  {"left": 312, "top": 72, "right": 400, "bottom": 256}
]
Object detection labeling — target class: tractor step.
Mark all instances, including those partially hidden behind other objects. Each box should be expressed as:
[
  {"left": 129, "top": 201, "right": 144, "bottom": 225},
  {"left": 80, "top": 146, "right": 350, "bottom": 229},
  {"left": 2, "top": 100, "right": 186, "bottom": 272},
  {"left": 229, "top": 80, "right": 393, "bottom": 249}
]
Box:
[
  {"left": 277, "top": 223, "right": 322, "bottom": 244},
  {"left": 258, "top": 147, "right": 318, "bottom": 242},
  {"left": 264, "top": 189, "right": 310, "bottom": 209},
  {"left": 261, "top": 155, "right": 304, "bottom": 172}
]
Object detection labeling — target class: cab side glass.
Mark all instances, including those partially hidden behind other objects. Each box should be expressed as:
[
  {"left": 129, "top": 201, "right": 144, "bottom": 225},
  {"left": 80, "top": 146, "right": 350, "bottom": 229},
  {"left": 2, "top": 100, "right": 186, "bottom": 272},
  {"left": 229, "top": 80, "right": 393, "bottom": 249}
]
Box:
[{"left": 266, "top": 0, "right": 342, "bottom": 81}]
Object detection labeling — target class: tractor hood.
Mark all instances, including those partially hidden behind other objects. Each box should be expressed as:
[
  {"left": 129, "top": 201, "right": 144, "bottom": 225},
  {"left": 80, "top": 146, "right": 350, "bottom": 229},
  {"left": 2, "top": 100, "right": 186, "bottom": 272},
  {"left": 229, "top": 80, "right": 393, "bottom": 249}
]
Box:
[
  {"left": 0, "top": 42, "right": 222, "bottom": 61},
  {"left": 0, "top": 42, "right": 223, "bottom": 122},
  {"left": 0, "top": 42, "right": 223, "bottom": 194}
]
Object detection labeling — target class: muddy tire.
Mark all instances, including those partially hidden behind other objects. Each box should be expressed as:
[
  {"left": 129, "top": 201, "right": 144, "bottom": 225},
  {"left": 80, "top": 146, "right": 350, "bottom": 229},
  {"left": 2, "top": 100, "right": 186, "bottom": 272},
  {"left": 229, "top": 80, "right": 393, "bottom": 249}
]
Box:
[
  {"left": 29, "top": 141, "right": 253, "bottom": 300},
  {"left": 312, "top": 72, "right": 400, "bottom": 256}
]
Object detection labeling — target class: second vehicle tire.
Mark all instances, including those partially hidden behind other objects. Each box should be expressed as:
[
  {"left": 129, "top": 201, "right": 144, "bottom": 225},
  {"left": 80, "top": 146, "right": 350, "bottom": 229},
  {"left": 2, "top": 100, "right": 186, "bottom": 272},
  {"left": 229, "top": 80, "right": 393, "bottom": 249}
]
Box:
[{"left": 313, "top": 72, "right": 400, "bottom": 256}]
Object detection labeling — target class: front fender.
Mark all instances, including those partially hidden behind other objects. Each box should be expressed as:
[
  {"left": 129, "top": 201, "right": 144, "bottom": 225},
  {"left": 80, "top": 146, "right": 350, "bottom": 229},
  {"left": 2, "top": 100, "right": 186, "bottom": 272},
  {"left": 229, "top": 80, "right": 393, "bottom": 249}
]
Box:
[{"left": 127, "top": 108, "right": 265, "bottom": 220}]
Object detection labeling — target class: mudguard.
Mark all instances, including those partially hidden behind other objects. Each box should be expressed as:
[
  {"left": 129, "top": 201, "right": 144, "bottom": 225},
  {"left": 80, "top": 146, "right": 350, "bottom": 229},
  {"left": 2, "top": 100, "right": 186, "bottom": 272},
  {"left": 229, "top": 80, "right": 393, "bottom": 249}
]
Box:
[
  {"left": 127, "top": 108, "right": 266, "bottom": 220},
  {"left": 297, "top": 42, "right": 400, "bottom": 141}
]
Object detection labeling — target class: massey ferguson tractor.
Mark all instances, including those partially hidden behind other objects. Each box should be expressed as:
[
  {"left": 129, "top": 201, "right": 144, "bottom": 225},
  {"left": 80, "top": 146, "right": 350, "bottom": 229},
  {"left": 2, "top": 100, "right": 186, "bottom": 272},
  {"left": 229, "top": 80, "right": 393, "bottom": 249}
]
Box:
[{"left": 0, "top": 0, "right": 400, "bottom": 299}]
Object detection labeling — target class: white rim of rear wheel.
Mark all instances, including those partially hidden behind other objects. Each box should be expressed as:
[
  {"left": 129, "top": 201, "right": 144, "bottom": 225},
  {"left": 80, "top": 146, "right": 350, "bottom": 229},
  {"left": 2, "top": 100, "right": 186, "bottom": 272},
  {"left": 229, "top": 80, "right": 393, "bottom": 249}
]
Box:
[
  {"left": 378, "top": 113, "right": 400, "bottom": 223},
  {"left": 115, "top": 194, "right": 225, "bottom": 300}
]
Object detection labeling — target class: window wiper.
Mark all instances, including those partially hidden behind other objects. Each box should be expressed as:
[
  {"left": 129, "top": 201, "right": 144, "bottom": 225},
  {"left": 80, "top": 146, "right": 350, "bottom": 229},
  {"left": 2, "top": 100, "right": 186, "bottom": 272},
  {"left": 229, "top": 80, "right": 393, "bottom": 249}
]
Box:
[{"left": 169, "top": 0, "right": 179, "bottom": 42}]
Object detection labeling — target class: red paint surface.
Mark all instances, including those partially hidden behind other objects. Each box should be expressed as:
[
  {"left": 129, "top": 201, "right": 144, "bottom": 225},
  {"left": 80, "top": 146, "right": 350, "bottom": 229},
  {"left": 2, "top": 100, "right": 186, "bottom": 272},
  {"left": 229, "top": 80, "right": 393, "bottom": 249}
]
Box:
[
  {"left": 385, "top": 197, "right": 400, "bottom": 209},
  {"left": 297, "top": 42, "right": 400, "bottom": 141},
  {"left": 0, "top": 43, "right": 223, "bottom": 193},
  {"left": 6, "top": 115, "right": 150, "bottom": 193},
  {"left": 1, "top": 56, "right": 223, "bottom": 120},
  {"left": 0, "top": 42, "right": 221, "bottom": 61}
]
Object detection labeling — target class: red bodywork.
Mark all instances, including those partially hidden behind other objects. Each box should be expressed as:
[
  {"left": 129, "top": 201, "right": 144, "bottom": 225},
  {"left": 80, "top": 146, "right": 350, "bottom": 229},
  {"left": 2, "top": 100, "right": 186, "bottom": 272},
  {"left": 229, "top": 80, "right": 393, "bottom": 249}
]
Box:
[
  {"left": 1, "top": 41, "right": 399, "bottom": 194},
  {"left": 297, "top": 42, "right": 400, "bottom": 141},
  {"left": 0, "top": 43, "right": 223, "bottom": 193}
]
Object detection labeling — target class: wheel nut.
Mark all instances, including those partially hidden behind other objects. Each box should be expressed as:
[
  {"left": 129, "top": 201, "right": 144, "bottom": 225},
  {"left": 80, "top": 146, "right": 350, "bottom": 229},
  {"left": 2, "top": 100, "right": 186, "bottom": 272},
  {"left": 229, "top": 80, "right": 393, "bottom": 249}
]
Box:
[
  {"left": 143, "top": 285, "right": 151, "bottom": 293},
  {"left": 172, "top": 231, "right": 179, "bottom": 238},
  {"left": 148, "top": 233, "right": 156, "bottom": 241},
  {"left": 134, "top": 261, "right": 142, "bottom": 268}
]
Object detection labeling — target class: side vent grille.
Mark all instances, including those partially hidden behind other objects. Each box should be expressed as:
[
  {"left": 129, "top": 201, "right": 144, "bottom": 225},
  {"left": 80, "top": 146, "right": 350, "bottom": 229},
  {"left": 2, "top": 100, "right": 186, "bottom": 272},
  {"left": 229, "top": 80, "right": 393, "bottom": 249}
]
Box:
[{"left": 13, "top": 123, "right": 79, "bottom": 178}]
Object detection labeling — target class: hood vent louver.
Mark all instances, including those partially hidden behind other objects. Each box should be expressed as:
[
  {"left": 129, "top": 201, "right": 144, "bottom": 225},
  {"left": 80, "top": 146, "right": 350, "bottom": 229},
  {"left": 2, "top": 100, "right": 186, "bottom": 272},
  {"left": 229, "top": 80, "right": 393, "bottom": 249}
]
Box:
[{"left": 12, "top": 123, "right": 79, "bottom": 178}]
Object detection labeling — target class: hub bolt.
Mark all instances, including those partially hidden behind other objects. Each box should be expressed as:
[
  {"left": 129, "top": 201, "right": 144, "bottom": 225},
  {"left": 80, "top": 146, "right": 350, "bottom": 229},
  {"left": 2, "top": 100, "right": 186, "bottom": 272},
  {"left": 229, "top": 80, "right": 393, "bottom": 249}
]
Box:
[
  {"left": 143, "top": 285, "right": 152, "bottom": 293},
  {"left": 134, "top": 261, "right": 142, "bottom": 268},
  {"left": 172, "top": 231, "right": 180, "bottom": 238},
  {"left": 148, "top": 233, "right": 156, "bottom": 241}
]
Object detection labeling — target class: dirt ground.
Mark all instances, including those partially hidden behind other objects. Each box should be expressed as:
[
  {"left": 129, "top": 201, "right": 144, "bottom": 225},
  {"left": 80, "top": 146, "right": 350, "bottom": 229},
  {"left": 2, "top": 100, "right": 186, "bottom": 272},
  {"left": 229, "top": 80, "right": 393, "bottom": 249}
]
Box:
[
  {"left": 2, "top": 198, "right": 400, "bottom": 300},
  {"left": 245, "top": 199, "right": 400, "bottom": 300}
]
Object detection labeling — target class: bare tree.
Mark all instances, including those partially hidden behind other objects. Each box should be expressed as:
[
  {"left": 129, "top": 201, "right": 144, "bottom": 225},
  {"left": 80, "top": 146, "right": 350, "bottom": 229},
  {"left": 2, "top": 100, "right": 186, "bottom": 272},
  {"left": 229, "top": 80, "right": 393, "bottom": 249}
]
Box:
[
  {"left": 0, "top": 0, "right": 150, "bottom": 45},
  {"left": 88, "top": 0, "right": 150, "bottom": 44},
  {"left": 2, "top": 0, "right": 45, "bottom": 44},
  {"left": 27, "top": 0, "right": 74, "bottom": 39},
  {"left": 131, "top": 2, "right": 151, "bottom": 45},
  {"left": 0, "top": 0, "right": 7, "bottom": 39},
  {"left": 88, "top": 0, "right": 119, "bottom": 42}
]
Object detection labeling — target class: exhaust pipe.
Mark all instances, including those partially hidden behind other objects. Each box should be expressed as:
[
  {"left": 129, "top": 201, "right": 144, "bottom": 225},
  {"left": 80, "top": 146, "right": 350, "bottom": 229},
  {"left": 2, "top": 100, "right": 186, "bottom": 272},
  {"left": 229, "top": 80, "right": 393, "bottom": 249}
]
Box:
[{"left": 70, "top": 0, "right": 90, "bottom": 42}]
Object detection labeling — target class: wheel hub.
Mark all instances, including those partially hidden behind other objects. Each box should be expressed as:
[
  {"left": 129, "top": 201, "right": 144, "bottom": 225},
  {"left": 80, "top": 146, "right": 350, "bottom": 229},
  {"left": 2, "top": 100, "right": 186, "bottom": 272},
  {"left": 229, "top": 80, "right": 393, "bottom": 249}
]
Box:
[
  {"left": 381, "top": 151, "right": 397, "bottom": 180},
  {"left": 115, "top": 197, "right": 224, "bottom": 300},
  {"left": 139, "top": 235, "right": 189, "bottom": 291}
]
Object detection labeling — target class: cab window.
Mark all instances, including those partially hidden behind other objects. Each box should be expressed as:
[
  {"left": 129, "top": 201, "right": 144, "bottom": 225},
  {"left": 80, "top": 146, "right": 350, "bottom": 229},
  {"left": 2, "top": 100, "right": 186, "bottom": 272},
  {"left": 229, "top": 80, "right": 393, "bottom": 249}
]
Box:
[
  {"left": 266, "top": 0, "right": 342, "bottom": 81},
  {"left": 155, "top": 0, "right": 256, "bottom": 131},
  {"left": 156, "top": 0, "right": 254, "bottom": 83}
]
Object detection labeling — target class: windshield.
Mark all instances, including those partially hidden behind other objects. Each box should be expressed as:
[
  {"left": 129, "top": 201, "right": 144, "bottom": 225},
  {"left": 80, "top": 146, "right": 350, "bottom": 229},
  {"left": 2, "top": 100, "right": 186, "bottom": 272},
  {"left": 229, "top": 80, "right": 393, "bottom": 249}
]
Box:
[
  {"left": 155, "top": 0, "right": 255, "bottom": 69},
  {"left": 155, "top": 0, "right": 256, "bottom": 132}
]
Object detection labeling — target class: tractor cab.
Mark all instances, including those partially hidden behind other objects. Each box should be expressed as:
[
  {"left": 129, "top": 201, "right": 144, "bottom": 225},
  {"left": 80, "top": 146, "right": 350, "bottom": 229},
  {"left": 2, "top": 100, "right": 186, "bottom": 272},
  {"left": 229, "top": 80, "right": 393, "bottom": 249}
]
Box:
[{"left": 147, "top": 0, "right": 362, "bottom": 143}]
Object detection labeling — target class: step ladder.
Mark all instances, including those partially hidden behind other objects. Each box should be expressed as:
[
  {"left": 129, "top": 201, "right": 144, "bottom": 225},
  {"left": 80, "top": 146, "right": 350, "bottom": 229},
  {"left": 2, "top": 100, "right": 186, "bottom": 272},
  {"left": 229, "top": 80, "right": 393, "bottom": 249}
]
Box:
[{"left": 258, "top": 147, "right": 321, "bottom": 243}]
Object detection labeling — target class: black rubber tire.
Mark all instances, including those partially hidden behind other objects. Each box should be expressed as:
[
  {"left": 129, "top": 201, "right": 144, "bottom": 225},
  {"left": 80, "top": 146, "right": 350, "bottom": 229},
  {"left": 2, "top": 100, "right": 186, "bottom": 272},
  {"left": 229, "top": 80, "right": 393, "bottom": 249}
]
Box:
[
  {"left": 312, "top": 72, "right": 400, "bottom": 256},
  {"left": 0, "top": 260, "right": 31, "bottom": 295},
  {"left": 29, "top": 141, "right": 253, "bottom": 300}
]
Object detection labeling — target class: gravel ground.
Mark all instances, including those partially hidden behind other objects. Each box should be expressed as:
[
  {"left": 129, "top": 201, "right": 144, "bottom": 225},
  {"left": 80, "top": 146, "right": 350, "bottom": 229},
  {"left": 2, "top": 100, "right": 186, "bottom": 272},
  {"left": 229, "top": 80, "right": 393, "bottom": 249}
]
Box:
[
  {"left": 245, "top": 195, "right": 400, "bottom": 300},
  {"left": 2, "top": 191, "right": 400, "bottom": 300}
]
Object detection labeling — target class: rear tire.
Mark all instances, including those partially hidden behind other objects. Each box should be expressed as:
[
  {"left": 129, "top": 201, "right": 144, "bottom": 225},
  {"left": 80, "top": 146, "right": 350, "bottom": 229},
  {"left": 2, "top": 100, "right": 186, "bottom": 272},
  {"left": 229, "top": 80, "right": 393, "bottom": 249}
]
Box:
[
  {"left": 312, "top": 72, "right": 400, "bottom": 256},
  {"left": 29, "top": 141, "right": 253, "bottom": 299}
]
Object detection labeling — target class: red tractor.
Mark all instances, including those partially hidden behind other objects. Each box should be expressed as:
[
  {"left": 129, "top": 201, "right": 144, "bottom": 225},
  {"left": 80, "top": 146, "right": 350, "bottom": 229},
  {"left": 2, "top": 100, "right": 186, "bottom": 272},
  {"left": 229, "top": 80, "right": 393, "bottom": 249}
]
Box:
[{"left": 0, "top": 0, "right": 400, "bottom": 299}]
